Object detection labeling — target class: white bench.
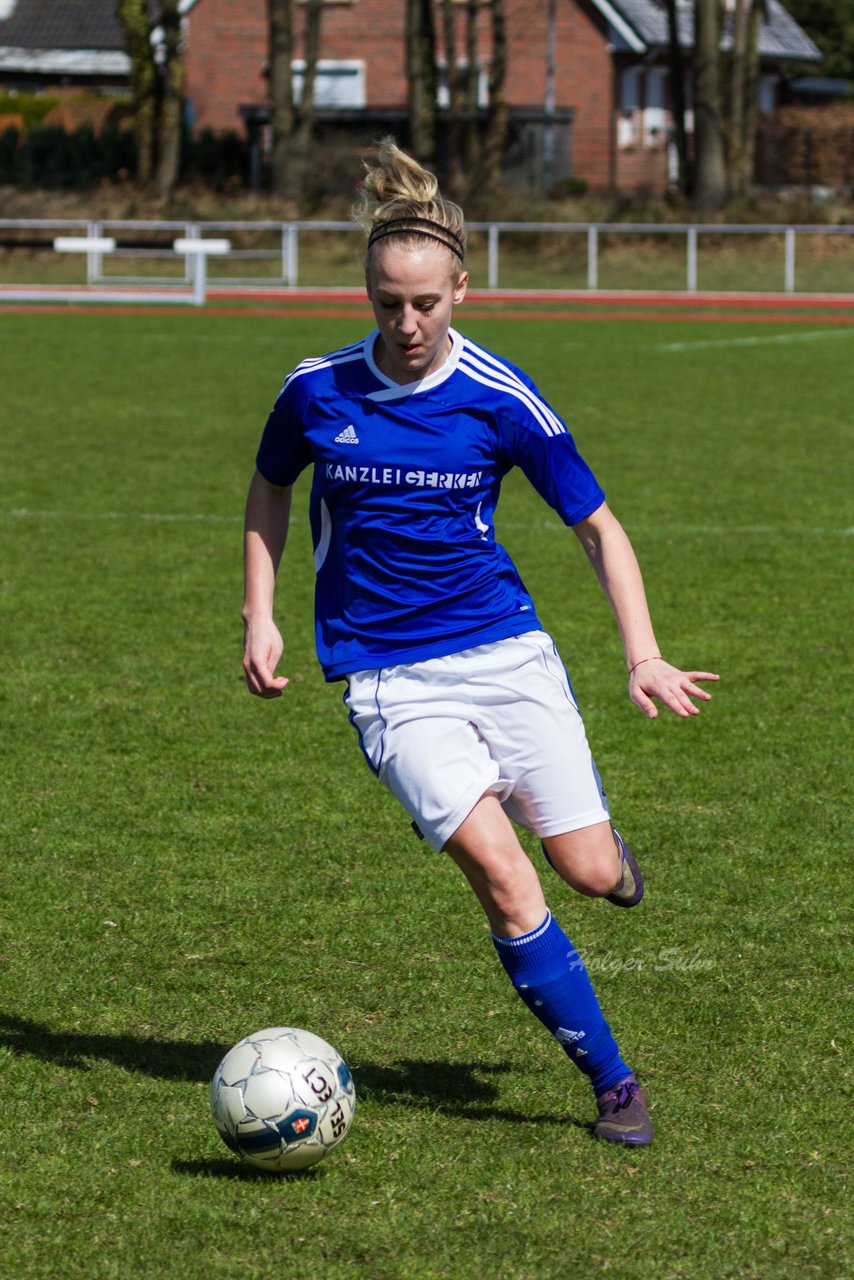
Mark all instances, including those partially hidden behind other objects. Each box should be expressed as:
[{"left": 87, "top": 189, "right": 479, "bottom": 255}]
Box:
[
  {"left": 173, "top": 237, "right": 231, "bottom": 306},
  {"left": 52, "top": 234, "right": 232, "bottom": 306}
]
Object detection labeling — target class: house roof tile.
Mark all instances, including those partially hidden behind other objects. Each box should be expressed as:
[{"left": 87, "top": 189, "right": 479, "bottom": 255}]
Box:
[
  {"left": 601, "top": 0, "right": 821, "bottom": 64},
  {"left": 0, "top": 0, "right": 125, "bottom": 51}
]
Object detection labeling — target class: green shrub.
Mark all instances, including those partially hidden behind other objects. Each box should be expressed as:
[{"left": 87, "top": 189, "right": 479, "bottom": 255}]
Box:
[
  {"left": 0, "top": 91, "right": 59, "bottom": 130},
  {"left": 8, "top": 122, "right": 137, "bottom": 188},
  {"left": 182, "top": 127, "right": 248, "bottom": 189},
  {"left": 0, "top": 124, "right": 20, "bottom": 182}
]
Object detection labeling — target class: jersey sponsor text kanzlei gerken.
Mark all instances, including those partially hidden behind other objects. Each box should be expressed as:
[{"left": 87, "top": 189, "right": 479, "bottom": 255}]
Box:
[{"left": 256, "top": 329, "right": 605, "bottom": 679}]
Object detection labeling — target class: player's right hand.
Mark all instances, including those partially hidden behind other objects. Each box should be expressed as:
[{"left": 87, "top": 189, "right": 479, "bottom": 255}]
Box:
[{"left": 242, "top": 619, "right": 288, "bottom": 698}]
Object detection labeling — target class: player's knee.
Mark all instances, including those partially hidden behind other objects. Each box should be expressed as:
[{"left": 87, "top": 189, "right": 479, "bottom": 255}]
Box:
[
  {"left": 446, "top": 835, "right": 539, "bottom": 916},
  {"left": 480, "top": 848, "right": 539, "bottom": 909},
  {"left": 450, "top": 837, "right": 520, "bottom": 891}
]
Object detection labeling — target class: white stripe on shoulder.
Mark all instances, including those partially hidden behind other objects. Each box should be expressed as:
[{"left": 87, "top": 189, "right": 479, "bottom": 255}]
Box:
[
  {"left": 277, "top": 340, "right": 365, "bottom": 397},
  {"left": 459, "top": 340, "right": 565, "bottom": 436},
  {"left": 461, "top": 340, "right": 566, "bottom": 436},
  {"left": 458, "top": 342, "right": 566, "bottom": 438}
]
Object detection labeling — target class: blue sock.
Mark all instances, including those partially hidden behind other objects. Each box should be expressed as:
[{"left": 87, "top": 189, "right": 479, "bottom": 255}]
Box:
[{"left": 492, "top": 911, "right": 631, "bottom": 1095}]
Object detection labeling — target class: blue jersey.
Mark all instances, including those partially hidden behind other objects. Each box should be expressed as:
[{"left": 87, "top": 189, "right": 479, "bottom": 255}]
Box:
[{"left": 256, "top": 328, "right": 605, "bottom": 680}]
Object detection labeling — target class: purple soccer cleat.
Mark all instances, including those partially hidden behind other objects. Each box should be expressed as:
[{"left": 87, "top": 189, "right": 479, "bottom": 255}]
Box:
[
  {"left": 606, "top": 829, "right": 644, "bottom": 908},
  {"left": 593, "top": 1076, "right": 654, "bottom": 1146}
]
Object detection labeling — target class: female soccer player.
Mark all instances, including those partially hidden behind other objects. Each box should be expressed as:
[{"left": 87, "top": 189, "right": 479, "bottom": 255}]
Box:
[{"left": 242, "top": 139, "right": 718, "bottom": 1146}]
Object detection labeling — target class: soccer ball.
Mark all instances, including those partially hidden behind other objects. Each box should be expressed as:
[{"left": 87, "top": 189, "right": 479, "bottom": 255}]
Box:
[{"left": 210, "top": 1026, "right": 356, "bottom": 1172}]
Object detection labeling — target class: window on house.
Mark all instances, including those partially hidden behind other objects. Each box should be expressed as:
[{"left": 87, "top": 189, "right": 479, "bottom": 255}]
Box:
[{"left": 291, "top": 60, "right": 366, "bottom": 108}]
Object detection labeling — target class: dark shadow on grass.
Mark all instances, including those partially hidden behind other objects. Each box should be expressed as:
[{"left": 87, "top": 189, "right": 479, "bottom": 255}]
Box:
[
  {"left": 172, "top": 1158, "right": 326, "bottom": 1182},
  {"left": 0, "top": 1016, "right": 588, "bottom": 1130},
  {"left": 353, "top": 1058, "right": 587, "bottom": 1128},
  {"left": 0, "top": 1013, "right": 226, "bottom": 1082}
]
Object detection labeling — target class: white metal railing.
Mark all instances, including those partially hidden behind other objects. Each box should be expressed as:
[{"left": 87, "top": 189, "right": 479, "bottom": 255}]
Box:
[
  {"left": 53, "top": 232, "right": 230, "bottom": 305},
  {"left": 0, "top": 218, "right": 851, "bottom": 295}
]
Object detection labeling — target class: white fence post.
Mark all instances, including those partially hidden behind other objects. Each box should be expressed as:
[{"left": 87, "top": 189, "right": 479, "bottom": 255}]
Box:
[
  {"left": 284, "top": 224, "right": 298, "bottom": 287},
  {"left": 785, "top": 227, "right": 796, "bottom": 293},
  {"left": 587, "top": 225, "right": 598, "bottom": 290},
  {"left": 687, "top": 226, "right": 698, "bottom": 292},
  {"left": 173, "top": 238, "right": 231, "bottom": 306},
  {"left": 89, "top": 221, "right": 103, "bottom": 285},
  {"left": 488, "top": 224, "right": 499, "bottom": 290}
]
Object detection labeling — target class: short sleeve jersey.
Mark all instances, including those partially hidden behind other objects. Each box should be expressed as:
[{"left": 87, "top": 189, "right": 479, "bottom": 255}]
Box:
[{"left": 256, "top": 328, "right": 605, "bottom": 680}]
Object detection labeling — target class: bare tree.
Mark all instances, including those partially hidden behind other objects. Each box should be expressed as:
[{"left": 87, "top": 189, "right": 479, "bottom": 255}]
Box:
[
  {"left": 406, "top": 0, "right": 438, "bottom": 165},
  {"left": 463, "top": 0, "right": 481, "bottom": 177},
  {"left": 439, "top": 0, "right": 465, "bottom": 193},
  {"left": 117, "top": 0, "right": 157, "bottom": 187},
  {"left": 665, "top": 0, "right": 691, "bottom": 196},
  {"left": 481, "top": 0, "right": 508, "bottom": 195},
  {"left": 116, "top": 1, "right": 186, "bottom": 196},
  {"left": 269, "top": 0, "right": 325, "bottom": 203},
  {"left": 155, "top": 1, "right": 184, "bottom": 198},
  {"left": 741, "top": 0, "right": 765, "bottom": 192},
  {"left": 295, "top": 0, "right": 323, "bottom": 164},
  {"left": 269, "top": 0, "right": 295, "bottom": 195},
  {"left": 723, "top": 0, "right": 766, "bottom": 198},
  {"left": 693, "top": 0, "right": 728, "bottom": 209},
  {"left": 407, "top": 0, "right": 505, "bottom": 196}
]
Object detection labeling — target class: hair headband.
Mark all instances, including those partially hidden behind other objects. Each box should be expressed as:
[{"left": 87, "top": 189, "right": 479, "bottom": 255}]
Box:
[{"left": 367, "top": 216, "right": 465, "bottom": 262}]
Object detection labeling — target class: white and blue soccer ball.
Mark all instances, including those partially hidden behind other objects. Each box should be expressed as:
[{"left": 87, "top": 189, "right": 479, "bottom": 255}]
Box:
[{"left": 211, "top": 1026, "right": 356, "bottom": 1172}]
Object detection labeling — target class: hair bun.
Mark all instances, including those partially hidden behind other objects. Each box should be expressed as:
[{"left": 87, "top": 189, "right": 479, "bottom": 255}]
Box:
[{"left": 353, "top": 136, "right": 466, "bottom": 267}]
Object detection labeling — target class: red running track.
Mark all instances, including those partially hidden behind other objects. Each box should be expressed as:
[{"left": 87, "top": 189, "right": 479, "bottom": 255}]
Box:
[{"left": 1, "top": 283, "right": 852, "bottom": 323}]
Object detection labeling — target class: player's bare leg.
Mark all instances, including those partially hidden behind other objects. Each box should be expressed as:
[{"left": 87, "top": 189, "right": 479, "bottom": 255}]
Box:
[
  {"left": 443, "top": 794, "right": 546, "bottom": 936},
  {"left": 443, "top": 795, "right": 652, "bottom": 1145}
]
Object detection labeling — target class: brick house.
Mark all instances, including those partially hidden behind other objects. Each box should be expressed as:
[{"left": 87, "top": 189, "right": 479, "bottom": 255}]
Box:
[
  {"left": 180, "top": 0, "right": 821, "bottom": 195},
  {"left": 0, "top": 0, "right": 821, "bottom": 195}
]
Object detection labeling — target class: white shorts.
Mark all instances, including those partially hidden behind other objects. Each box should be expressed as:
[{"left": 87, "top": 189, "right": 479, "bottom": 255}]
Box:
[{"left": 344, "top": 631, "right": 610, "bottom": 851}]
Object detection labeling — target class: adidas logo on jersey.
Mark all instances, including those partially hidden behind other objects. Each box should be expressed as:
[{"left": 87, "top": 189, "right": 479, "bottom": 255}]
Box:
[{"left": 334, "top": 425, "right": 360, "bottom": 445}]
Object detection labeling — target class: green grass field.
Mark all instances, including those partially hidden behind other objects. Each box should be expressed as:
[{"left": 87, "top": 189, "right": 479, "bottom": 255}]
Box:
[{"left": 0, "top": 307, "right": 850, "bottom": 1279}]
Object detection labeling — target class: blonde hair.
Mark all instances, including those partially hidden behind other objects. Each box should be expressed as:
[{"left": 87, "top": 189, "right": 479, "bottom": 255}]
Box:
[{"left": 353, "top": 137, "right": 466, "bottom": 274}]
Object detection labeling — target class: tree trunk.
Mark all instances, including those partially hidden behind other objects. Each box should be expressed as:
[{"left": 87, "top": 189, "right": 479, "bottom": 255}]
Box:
[
  {"left": 406, "top": 0, "right": 437, "bottom": 165},
  {"left": 741, "top": 0, "right": 765, "bottom": 193},
  {"left": 543, "top": 0, "right": 557, "bottom": 190},
  {"left": 155, "top": 0, "right": 185, "bottom": 199},
  {"left": 269, "top": 0, "right": 325, "bottom": 205},
  {"left": 665, "top": 0, "right": 691, "bottom": 195},
  {"left": 405, "top": 0, "right": 422, "bottom": 157},
  {"left": 724, "top": 0, "right": 749, "bottom": 197},
  {"left": 464, "top": 0, "right": 481, "bottom": 177},
  {"left": 723, "top": 0, "right": 765, "bottom": 198},
  {"left": 116, "top": 0, "right": 156, "bottom": 187},
  {"left": 482, "top": 0, "right": 507, "bottom": 194},
  {"left": 293, "top": 0, "right": 323, "bottom": 165},
  {"left": 269, "top": 0, "right": 296, "bottom": 200},
  {"left": 440, "top": 0, "right": 465, "bottom": 194},
  {"left": 693, "top": 0, "right": 728, "bottom": 209}
]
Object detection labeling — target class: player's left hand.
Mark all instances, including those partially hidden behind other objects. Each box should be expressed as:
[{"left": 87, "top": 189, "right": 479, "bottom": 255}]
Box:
[{"left": 628, "top": 658, "right": 719, "bottom": 719}]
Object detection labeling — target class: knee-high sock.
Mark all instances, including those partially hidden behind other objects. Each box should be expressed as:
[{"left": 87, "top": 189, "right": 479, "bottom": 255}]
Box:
[{"left": 492, "top": 910, "right": 630, "bottom": 1095}]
